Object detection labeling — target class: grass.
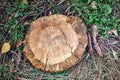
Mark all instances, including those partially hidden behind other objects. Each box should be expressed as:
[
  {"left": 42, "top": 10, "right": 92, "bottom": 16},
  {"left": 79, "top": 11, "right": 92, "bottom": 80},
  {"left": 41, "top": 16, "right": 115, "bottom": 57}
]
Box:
[
  {"left": 0, "top": 65, "right": 15, "bottom": 80},
  {"left": 67, "top": 0, "right": 120, "bottom": 37},
  {"left": 2, "top": 53, "right": 118, "bottom": 80},
  {"left": 0, "top": 0, "right": 120, "bottom": 80}
]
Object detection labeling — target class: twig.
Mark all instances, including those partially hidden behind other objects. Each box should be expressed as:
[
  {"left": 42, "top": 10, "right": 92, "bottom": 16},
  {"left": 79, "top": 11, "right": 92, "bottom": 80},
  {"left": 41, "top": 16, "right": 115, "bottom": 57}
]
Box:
[
  {"left": 19, "top": 12, "right": 35, "bottom": 23},
  {"left": 87, "top": 32, "right": 94, "bottom": 54},
  {"left": 90, "top": 24, "right": 103, "bottom": 57},
  {"left": 0, "top": 23, "right": 4, "bottom": 26},
  {"left": 57, "top": 0, "right": 66, "bottom": 6}
]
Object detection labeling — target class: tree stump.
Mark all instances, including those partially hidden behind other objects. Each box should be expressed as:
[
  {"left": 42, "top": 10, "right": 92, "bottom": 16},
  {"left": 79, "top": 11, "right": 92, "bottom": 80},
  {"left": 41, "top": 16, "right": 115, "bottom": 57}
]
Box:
[{"left": 23, "top": 14, "right": 88, "bottom": 72}]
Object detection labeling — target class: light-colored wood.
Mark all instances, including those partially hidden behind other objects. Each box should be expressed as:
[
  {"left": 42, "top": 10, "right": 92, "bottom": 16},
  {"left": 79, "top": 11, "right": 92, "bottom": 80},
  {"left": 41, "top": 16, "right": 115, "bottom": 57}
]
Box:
[{"left": 23, "top": 14, "right": 88, "bottom": 72}]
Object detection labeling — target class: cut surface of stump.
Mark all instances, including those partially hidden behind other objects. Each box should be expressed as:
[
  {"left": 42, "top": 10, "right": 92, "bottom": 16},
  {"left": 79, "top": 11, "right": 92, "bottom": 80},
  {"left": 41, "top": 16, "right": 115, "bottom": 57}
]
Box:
[{"left": 23, "top": 14, "right": 88, "bottom": 72}]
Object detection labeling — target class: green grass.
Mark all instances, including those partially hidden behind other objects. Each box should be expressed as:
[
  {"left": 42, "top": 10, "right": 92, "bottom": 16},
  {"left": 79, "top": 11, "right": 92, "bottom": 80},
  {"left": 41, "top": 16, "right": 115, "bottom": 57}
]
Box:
[
  {"left": 0, "top": 65, "right": 15, "bottom": 80},
  {"left": 1, "top": 0, "right": 119, "bottom": 44},
  {"left": 1, "top": 0, "right": 119, "bottom": 45},
  {"left": 67, "top": 0, "right": 119, "bottom": 37},
  {"left": 7, "top": 54, "right": 119, "bottom": 80}
]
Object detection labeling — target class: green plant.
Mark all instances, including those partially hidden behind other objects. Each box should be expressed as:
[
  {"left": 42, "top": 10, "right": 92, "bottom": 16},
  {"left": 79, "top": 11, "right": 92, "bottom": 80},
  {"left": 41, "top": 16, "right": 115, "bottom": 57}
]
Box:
[
  {"left": 2, "top": 1, "right": 26, "bottom": 42},
  {"left": 68, "top": 0, "right": 119, "bottom": 37},
  {"left": 2, "top": 0, "right": 45, "bottom": 44},
  {"left": 0, "top": 65, "right": 15, "bottom": 80}
]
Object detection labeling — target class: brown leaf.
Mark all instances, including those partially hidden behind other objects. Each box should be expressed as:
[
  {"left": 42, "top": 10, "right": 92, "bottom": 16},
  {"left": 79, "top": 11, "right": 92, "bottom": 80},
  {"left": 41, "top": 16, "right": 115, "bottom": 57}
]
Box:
[
  {"left": 90, "top": 1, "right": 97, "bottom": 8},
  {"left": 49, "top": 11, "right": 52, "bottom": 15},
  {"left": 1, "top": 41, "right": 10, "bottom": 54},
  {"left": 108, "top": 29, "right": 118, "bottom": 36},
  {"left": 10, "top": 69, "right": 17, "bottom": 73},
  {"left": 17, "top": 78, "right": 27, "bottom": 80},
  {"left": 15, "top": 40, "right": 23, "bottom": 48}
]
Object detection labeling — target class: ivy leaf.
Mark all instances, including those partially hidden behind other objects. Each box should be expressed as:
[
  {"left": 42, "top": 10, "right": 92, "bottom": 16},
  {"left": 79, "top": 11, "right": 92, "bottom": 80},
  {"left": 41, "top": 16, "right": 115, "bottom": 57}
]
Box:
[
  {"left": 1, "top": 42, "right": 11, "bottom": 54},
  {"left": 105, "top": 4, "right": 112, "bottom": 15}
]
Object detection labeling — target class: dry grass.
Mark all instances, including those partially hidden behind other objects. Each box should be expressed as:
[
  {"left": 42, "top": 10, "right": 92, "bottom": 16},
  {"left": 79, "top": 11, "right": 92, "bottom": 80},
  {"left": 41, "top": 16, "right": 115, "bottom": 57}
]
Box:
[{"left": 1, "top": 51, "right": 120, "bottom": 80}]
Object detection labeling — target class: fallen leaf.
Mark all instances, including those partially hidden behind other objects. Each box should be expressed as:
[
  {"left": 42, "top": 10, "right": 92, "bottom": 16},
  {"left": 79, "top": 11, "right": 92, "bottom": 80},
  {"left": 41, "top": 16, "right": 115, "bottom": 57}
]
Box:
[
  {"left": 49, "top": 11, "right": 52, "bottom": 15},
  {"left": 16, "top": 40, "right": 23, "bottom": 48},
  {"left": 24, "top": 22, "right": 29, "bottom": 25},
  {"left": 17, "top": 78, "right": 27, "bottom": 80},
  {"left": 10, "top": 69, "right": 17, "bottom": 73},
  {"left": 1, "top": 41, "right": 10, "bottom": 54},
  {"left": 108, "top": 29, "right": 118, "bottom": 36},
  {"left": 90, "top": 1, "right": 97, "bottom": 8}
]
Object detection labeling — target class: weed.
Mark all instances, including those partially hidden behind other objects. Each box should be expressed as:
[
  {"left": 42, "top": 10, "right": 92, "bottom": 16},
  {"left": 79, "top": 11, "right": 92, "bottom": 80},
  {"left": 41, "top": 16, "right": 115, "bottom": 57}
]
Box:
[
  {"left": 67, "top": 0, "right": 119, "bottom": 37},
  {"left": 0, "top": 65, "right": 15, "bottom": 80}
]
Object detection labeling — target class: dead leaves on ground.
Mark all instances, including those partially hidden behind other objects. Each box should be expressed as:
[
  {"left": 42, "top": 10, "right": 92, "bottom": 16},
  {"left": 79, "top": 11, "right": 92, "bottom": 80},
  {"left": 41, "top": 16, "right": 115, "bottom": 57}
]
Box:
[
  {"left": 1, "top": 40, "right": 23, "bottom": 54},
  {"left": 1, "top": 41, "right": 10, "bottom": 54},
  {"left": 15, "top": 40, "right": 23, "bottom": 48}
]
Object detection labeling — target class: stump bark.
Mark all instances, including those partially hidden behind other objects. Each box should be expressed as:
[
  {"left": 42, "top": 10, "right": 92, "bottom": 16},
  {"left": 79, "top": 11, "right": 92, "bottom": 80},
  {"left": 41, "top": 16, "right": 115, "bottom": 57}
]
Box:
[{"left": 23, "top": 14, "right": 88, "bottom": 72}]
